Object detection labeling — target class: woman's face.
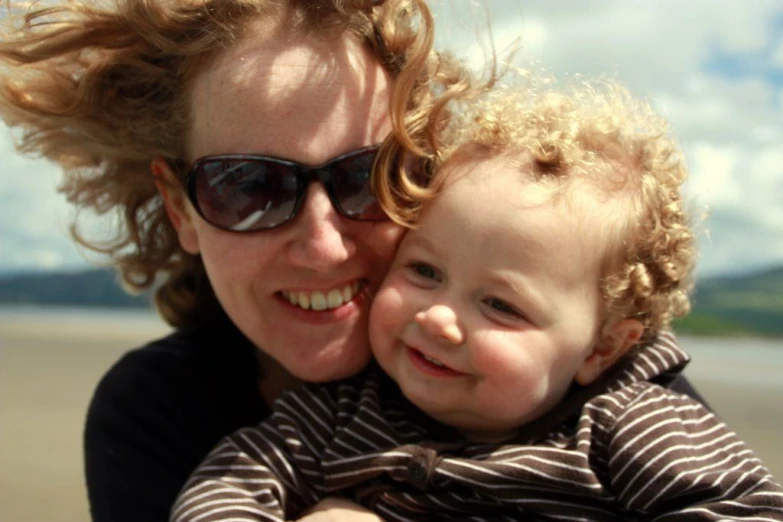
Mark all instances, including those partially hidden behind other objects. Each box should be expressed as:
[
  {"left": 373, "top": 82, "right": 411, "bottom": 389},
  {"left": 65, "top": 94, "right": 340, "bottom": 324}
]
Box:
[{"left": 162, "top": 20, "right": 402, "bottom": 383}]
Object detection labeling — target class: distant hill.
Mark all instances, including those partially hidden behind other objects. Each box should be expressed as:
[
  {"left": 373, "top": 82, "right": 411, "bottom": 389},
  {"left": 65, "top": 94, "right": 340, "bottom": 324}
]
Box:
[
  {"left": 674, "top": 266, "right": 783, "bottom": 337},
  {"left": 0, "top": 264, "right": 781, "bottom": 337},
  {"left": 0, "top": 268, "right": 151, "bottom": 308}
]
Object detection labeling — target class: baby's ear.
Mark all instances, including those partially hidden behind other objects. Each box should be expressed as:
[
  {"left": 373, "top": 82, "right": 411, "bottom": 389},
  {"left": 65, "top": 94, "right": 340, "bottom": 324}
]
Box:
[{"left": 574, "top": 319, "right": 644, "bottom": 386}]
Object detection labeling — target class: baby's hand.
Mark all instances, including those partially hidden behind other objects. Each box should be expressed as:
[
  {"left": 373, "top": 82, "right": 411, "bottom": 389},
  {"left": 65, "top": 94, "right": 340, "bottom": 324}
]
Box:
[{"left": 294, "top": 497, "right": 384, "bottom": 522}]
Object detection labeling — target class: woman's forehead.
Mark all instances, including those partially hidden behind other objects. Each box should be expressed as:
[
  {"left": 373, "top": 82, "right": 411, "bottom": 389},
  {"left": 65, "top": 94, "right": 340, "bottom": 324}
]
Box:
[{"left": 186, "top": 25, "right": 391, "bottom": 161}]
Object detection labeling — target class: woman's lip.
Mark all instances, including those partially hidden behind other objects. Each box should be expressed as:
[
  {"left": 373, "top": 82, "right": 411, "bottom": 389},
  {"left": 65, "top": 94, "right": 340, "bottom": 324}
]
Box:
[
  {"left": 278, "top": 278, "right": 364, "bottom": 293},
  {"left": 406, "top": 346, "right": 466, "bottom": 377}
]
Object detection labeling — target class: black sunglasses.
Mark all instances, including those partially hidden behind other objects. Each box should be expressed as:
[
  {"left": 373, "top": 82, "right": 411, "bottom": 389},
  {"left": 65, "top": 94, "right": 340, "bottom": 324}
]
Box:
[{"left": 182, "top": 145, "right": 387, "bottom": 232}]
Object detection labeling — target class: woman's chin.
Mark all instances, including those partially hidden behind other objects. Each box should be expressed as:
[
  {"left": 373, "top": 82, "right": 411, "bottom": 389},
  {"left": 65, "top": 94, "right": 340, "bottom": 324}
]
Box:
[{"left": 287, "top": 345, "right": 373, "bottom": 384}]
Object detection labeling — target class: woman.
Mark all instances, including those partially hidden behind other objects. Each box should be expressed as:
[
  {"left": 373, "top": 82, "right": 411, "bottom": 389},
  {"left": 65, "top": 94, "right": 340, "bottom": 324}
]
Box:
[
  {"left": 0, "top": 1, "right": 707, "bottom": 520},
  {"left": 0, "top": 0, "right": 447, "bottom": 519}
]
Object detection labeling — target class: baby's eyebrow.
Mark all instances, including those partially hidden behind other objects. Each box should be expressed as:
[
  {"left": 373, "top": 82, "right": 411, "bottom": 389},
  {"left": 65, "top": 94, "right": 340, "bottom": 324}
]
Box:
[{"left": 401, "top": 230, "right": 439, "bottom": 253}]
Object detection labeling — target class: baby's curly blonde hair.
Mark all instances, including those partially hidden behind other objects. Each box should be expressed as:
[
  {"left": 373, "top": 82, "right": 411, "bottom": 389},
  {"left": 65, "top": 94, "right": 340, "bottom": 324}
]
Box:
[
  {"left": 380, "top": 78, "right": 696, "bottom": 332},
  {"left": 0, "top": 0, "right": 469, "bottom": 327}
]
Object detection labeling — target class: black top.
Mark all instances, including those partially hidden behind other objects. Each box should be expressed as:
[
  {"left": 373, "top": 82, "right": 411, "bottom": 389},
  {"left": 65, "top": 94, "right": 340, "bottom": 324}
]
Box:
[
  {"left": 83, "top": 317, "right": 709, "bottom": 522},
  {"left": 84, "top": 314, "right": 269, "bottom": 522}
]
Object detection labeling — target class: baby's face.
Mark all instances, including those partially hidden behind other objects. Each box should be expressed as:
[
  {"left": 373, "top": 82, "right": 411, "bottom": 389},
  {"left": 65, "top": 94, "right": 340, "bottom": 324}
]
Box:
[{"left": 369, "top": 155, "right": 611, "bottom": 442}]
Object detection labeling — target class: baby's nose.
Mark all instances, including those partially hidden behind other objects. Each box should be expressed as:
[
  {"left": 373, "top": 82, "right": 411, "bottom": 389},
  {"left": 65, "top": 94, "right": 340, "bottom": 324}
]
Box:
[{"left": 415, "top": 304, "right": 464, "bottom": 345}]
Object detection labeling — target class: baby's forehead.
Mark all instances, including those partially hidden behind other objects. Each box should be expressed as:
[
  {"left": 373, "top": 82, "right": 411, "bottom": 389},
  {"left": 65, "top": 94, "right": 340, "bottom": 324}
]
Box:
[
  {"left": 436, "top": 150, "right": 634, "bottom": 255},
  {"left": 435, "top": 152, "right": 621, "bottom": 225},
  {"left": 439, "top": 149, "right": 631, "bottom": 200}
]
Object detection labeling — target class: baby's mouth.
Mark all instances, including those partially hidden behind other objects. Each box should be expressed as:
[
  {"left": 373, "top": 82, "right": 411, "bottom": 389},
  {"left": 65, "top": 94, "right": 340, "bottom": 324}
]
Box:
[
  {"left": 421, "top": 352, "right": 446, "bottom": 367},
  {"left": 408, "top": 346, "right": 465, "bottom": 375}
]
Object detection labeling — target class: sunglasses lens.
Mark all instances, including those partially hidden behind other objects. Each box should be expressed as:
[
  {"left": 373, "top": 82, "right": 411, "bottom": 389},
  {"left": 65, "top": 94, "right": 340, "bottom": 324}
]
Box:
[
  {"left": 191, "top": 160, "right": 298, "bottom": 231},
  {"left": 330, "top": 150, "right": 387, "bottom": 221}
]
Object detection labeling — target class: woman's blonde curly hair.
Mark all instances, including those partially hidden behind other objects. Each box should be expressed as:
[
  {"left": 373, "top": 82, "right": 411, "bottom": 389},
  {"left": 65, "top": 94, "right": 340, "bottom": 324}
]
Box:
[
  {"left": 379, "top": 77, "right": 696, "bottom": 332},
  {"left": 0, "top": 0, "right": 469, "bottom": 327}
]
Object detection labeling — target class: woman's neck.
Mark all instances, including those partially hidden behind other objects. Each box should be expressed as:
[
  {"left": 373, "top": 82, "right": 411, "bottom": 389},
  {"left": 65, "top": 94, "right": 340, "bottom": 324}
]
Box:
[{"left": 255, "top": 351, "right": 303, "bottom": 405}]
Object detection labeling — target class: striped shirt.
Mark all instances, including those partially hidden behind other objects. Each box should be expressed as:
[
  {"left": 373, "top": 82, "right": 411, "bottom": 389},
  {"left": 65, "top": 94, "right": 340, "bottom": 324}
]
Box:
[{"left": 171, "top": 332, "right": 783, "bottom": 521}]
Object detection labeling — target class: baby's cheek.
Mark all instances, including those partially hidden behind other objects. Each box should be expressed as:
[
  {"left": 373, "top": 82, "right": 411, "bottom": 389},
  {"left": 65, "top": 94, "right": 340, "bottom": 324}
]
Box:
[
  {"left": 471, "top": 337, "right": 530, "bottom": 378},
  {"left": 371, "top": 278, "right": 401, "bottom": 319},
  {"left": 474, "top": 345, "right": 546, "bottom": 404},
  {"left": 369, "top": 284, "right": 403, "bottom": 348}
]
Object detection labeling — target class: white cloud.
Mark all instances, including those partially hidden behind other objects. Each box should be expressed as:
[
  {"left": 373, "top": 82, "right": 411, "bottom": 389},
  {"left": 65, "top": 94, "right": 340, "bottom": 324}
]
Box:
[
  {"left": 774, "top": 38, "right": 783, "bottom": 66},
  {"left": 653, "top": 75, "right": 782, "bottom": 154},
  {"left": 697, "top": 208, "right": 783, "bottom": 276},
  {"left": 0, "top": 132, "right": 88, "bottom": 273},
  {"left": 747, "top": 146, "right": 783, "bottom": 228},
  {"left": 684, "top": 142, "right": 742, "bottom": 208}
]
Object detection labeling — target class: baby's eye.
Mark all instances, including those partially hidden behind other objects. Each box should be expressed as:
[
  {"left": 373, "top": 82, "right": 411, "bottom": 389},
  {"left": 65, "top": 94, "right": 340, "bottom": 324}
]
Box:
[
  {"left": 409, "top": 262, "right": 441, "bottom": 282},
  {"left": 483, "top": 297, "right": 523, "bottom": 318}
]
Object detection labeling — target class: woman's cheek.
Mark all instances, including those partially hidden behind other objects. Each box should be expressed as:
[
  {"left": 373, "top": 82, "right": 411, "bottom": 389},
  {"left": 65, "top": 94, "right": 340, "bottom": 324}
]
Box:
[{"left": 199, "top": 231, "right": 273, "bottom": 285}]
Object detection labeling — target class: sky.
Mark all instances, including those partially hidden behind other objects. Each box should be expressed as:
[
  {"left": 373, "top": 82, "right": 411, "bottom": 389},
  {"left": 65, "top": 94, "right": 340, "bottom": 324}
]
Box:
[{"left": 1, "top": 0, "right": 782, "bottom": 278}]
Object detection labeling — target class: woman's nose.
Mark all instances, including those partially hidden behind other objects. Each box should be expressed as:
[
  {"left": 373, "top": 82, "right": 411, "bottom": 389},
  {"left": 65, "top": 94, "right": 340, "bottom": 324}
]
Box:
[
  {"left": 285, "top": 183, "right": 356, "bottom": 271},
  {"left": 415, "top": 304, "right": 464, "bottom": 345}
]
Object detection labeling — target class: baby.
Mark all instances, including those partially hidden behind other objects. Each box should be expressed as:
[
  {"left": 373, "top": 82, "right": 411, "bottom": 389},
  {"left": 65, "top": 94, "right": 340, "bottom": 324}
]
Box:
[{"left": 171, "top": 80, "right": 783, "bottom": 521}]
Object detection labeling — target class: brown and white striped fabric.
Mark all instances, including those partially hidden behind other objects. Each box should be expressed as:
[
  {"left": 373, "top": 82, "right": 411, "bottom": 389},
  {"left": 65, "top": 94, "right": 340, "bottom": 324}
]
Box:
[{"left": 171, "top": 332, "right": 783, "bottom": 521}]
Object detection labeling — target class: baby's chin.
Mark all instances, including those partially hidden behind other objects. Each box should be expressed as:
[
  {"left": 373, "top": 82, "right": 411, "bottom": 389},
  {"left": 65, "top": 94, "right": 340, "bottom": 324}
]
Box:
[
  {"left": 458, "top": 426, "right": 521, "bottom": 444},
  {"left": 402, "top": 396, "right": 520, "bottom": 443},
  {"left": 439, "top": 416, "right": 519, "bottom": 444}
]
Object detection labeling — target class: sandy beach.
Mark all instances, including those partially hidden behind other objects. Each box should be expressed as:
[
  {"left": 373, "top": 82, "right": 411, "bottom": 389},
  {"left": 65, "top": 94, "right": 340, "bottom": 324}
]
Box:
[
  {"left": 1, "top": 311, "right": 782, "bottom": 522},
  {"left": 1, "top": 311, "right": 172, "bottom": 522}
]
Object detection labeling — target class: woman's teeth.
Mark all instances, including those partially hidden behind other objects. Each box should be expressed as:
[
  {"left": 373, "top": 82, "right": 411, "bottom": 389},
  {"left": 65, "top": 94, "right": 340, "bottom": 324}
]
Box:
[{"left": 282, "top": 282, "right": 362, "bottom": 311}]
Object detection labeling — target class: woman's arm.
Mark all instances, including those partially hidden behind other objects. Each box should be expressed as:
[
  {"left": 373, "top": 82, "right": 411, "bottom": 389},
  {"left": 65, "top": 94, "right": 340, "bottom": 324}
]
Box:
[
  {"left": 170, "top": 428, "right": 300, "bottom": 522},
  {"left": 667, "top": 373, "right": 713, "bottom": 410},
  {"left": 171, "top": 383, "right": 345, "bottom": 522},
  {"left": 171, "top": 436, "right": 384, "bottom": 522}
]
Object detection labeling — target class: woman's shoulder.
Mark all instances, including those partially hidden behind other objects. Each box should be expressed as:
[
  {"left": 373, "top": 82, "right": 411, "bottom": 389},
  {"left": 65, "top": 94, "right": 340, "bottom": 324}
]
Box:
[
  {"left": 87, "top": 313, "right": 267, "bottom": 440},
  {"left": 83, "top": 315, "right": 269, "bottom": 521},
  {"left": 111, "top": 314, "right": 254, "bottom": 373}
]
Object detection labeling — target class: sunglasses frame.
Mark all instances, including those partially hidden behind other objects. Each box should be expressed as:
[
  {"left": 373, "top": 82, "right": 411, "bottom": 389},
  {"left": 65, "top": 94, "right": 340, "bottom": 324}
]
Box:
[{"left": 182, "top": 145, "right": 386, "bottom": 232}]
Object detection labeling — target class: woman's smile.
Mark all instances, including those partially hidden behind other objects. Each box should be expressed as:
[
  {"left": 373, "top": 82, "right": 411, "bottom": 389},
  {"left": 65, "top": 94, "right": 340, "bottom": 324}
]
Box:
[{"left": 280, "top": 280, "right": 363, "bottom": 311}]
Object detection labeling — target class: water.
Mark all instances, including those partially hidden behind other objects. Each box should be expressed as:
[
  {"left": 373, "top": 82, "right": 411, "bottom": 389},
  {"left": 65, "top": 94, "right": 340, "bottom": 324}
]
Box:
[
  {"left": 680, "top": 335, "right": 783, "bottom": 361},
  {"left": 0, "top": 303, "right": 165, "bottom": 329},
  {"left": 678, "top": 335, "right": 783, "bottom": 389}
]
